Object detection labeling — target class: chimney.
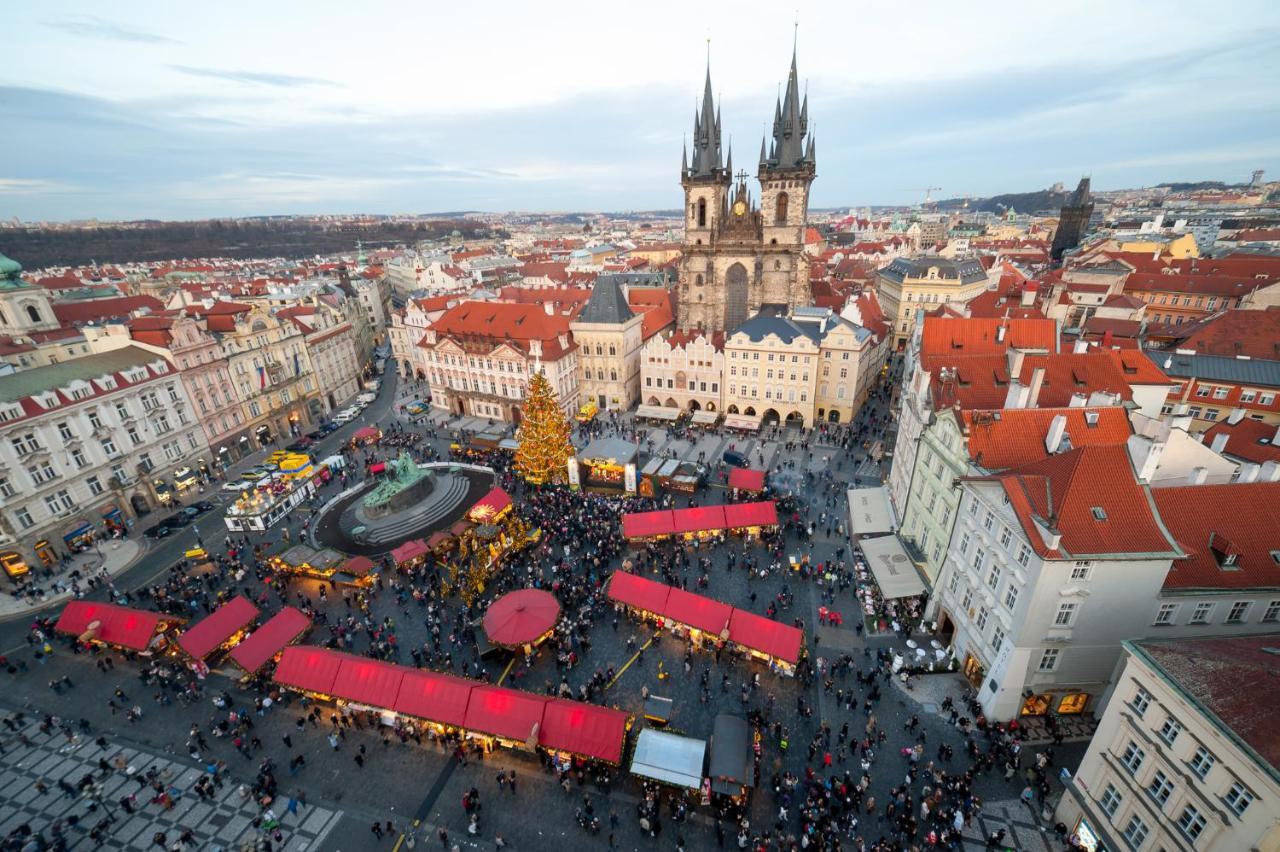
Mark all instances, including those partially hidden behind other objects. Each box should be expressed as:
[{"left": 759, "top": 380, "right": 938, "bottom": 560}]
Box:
[
  {"left": 1102, "top": 330, "right": 1114, "bottom": 349},
  {"left": 1210, "top": 432, "right": 1230, "bottom": 454},
  {"left": 544, "top": 302, "right": 555, "bottom": 316},
  {"left": 1020, "top": 285, "right": 1035, "bottom": 307},
  {"left": 1004, "top": 380, "right": 1029, "bottom": 409},
  {"left": 1187, "top": 466, "right": 1209, "bottom": 485},
  {"left": 1261, "top": 460, "right": 1280, "bottom": 482},
  {"left": 1237, "top": 463, "right": 1261, "bottom": 483},
  {"left": 1073, "top": 338, "right": 1089, "bottom": 354},
  {"left": 1007, "top": 349, "right": 1025, "bottom": 380},
  {"left": 1027, "top": 367, "right": 1046, "bottom": 408},
  {"left": 1044, "top": 414, "right": 1068, "bottom": 454},
  {"left": 1069, "top": 392, "right": 1088, "bottom": 408},
  {"left": 996, "top": 323, "right": 1007, "bottom": 343},
  {"left": 1227, "top": 408, "right": 1246, "bottom": 425},
  {"left": 1274, "top": 422, "right": 1280, "bottom": 445},
  {"left": 1127, "top": 434, "right": 1162, "bottom": 483}
]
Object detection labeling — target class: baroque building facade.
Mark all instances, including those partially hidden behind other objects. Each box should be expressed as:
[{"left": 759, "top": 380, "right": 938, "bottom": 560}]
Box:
[{"left": 677, "top": 50, "right": 816, "bottom": 332}]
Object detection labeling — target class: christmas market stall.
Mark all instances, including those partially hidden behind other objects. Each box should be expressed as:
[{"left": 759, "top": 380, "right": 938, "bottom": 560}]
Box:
[
  {"left": 467, "top": 486, "right": 513, "bottom": 524},
  {"left": 606, "top": 571, "right": 673, "bottom": 624},
  {"left": 393, "top": 669, "right": 474, "bottom": 735},
  {"left": 228, "top": 607, "right": 312, "bottom": 677},
  {"left": 351, "top": 426, "right": 382, "bottom": 446},
  {"left": 723, "top": 501, "right": 779, "bottom": 539},
  {"left": 271, "top": 645, "right": 344, "bottom": 699},
  {"left": 482, "top": 588, "right": 561, "bottom": 650},
  {"left": 727, "top": 608, "right": 803, "bottom": 676},
  {"left": 176, "top": 595, "right": 260, "bottom": 663},
  {"left": 631, "top": 729, "right": 707, "bottom": 791},
  {"left": 727, "top": 467, "right": 766, "bottom": 497},
  {"left": 621, "top": 509, "right": 676, "bottom": 542},
  {"left": 663, "top": 587, "right": 732, "bottom": 647},
  {"left": 55, "top": 600, "right": 184, "bottom": 655},
  {"left": 223, "top": 469, "right": 317, "bottom": 532},
  {"left": 708, "top": 714, "right": 756, "bottom": 804},
  {"left": 329, "top": 656, "right": 405, "bottom": 721},
  {"left": 462, "top": 685, "right": 549, "bottom": 752},
  {"left": 269, "top": 545, "right": 372, "bottom": 587},
  {"left": 391, "top": 539, "right": 431, "bottom": 572},
  {"left": 575, "top": 438, "right": 639, "bottom": 491},
  {"left": 539, "top": 698, "right": 631, "bottom": 767}
]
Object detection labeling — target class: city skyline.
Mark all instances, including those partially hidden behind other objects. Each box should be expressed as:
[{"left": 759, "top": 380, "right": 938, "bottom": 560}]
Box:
[{"left": 4, "top": 0, "right": 1280, "bottom": 221}]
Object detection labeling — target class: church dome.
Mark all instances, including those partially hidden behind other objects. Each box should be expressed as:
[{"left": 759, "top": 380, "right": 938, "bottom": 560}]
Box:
[{"left": 0, "top": 252, "right": 21, "bottom": 277}]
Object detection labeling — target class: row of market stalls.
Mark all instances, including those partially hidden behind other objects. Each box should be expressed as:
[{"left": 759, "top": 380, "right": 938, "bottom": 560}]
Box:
[
  {"left": 268, "top": 546, "right": 379, "bottom": 588},
  {"left": 606, "top": 570, "right": 804, "bottom": 675},
  {"left": 632, "top": 405, "right": 721, "bottom": 428},
  {"left": 53, "top": 599, "right": 313, "bottom": 678},
  {"left": 621, "top": 501, "right": 779, "bottom": 542},
  {"left": 270, "top": 645, "right": 631, "bottom": 765},
  {"left": 632, "top": 714, "right": 756, "bottom": 802}
]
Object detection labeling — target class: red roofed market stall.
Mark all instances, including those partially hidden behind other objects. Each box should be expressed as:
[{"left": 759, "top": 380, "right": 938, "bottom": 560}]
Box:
[
  {"left": 664, "top": 587, "right": 732, "bottom": 636},
  {"left": 55, "top": 600, "right": 183, "bottom": 654},
  {"left": 391, "top": 539, "right": 430, "bottom": 571},
  {"left": 464, "top": 686, "right": 549, "bottom": 745},
  {"left": 272, "top": 646, "right": 344, "bottom": 696},
  {"left": 229, "top": 607, "right": 312, "bottom": 676},
  {"left": 621, "top": 501, "right": 778, "bottom": 542},
  {"left": 468, "top": 486, "right": 513, "bottom": 523},
  {"left": 539, "top": 699, "right": 630, "bottom": 765},
  {"left": 394, "top": 670, "right": 474, "bottom": 730},
  {"left": 176, "top": 596, "right": 260, "bottom": 661},
  {"left": 728, "top": 609, "right": 803, "bottom": 674},
  {"left": 331, "top": 657, "right": 405, "bottom": 712},
  {"left": 727, "top": 467, "right": 766, "bottom": 494},
  {"left": 482, "top": 589, "right": 561, "bottom": 649},
  {"left": 606, "top": 571, "right": 673, "bottom": 616}
]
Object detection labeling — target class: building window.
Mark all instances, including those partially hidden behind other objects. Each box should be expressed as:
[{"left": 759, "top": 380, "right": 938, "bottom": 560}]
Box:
[
  {"left": 0, "top": 477, "right": 12, "bottom": 498},
  {"left": 961, "top": 588, "right": 973, "bottom": 611},
  {"left": 1154, "top": 603, "right": 1178, "bottom": 625},
  {"left": 983, "top": 511, "right": 994, "bottom": 530},
  {"left": 15, "top": 507, "right": 34, "bottom": 529},
  {"left": 969, "top": 500, "right": 978, "bottom": 517},
  {"left": 1190, "top": 602, "right": 1213, "bottom": 624},
  {"left": 975, "top": 607, "right": 989, "bottom": 631},
  {"left": 1176, "top": 806, "right": 1207, "bottom": 841},
  {"left": 1016, "top": 544, "right": 1031, "bottom": 567},
  {"left": 986, "top": 565, "right": 1000, "bottom": 590},
  {"left": 1037, "top": 648, "right": 1060, "bottom": 672},
  {"left": 1070, "top": 564, "right": 1092, "bottom": 581},
  {"left": 991, "top": 626, "right": 1005, "bottom": 653},
  {"left": 1188, "top": 746, "right": 1215, "bottom": 779},
  {"left": 959, "top": 533, "right": 970, "bottom": 555},
  {"left": 1099, "top": 784, "right": 1122, "bottom": 819},
  {"left": 1225, "top": 601, "right": 1250, "bottom": 623},
  {"left": 1131, "top": 686, "right": 1152, "bottom": 717},
  {"left": 999, "top": 527, "right": 1012, "bottom": 548},
  {"left": 1122, "top": 816, "right": 1149, "bottom": 848},
  {"left": 1121, "top": 741, "right": 1145, "bottom": 775},
  {"left": 1158, "top": 718, "right": 1182, "bottom": 747},
  {"left": 1004, "top": 586, "right": 1018, "bottom": 611},
  {"left": 1263, "top": 600, "right": 1280, "bottom": 623},
  {"left": 973, "top": 548, "right": 985, "bottom": 571},
  {"left": 1147, "top": 770, "right": 1174, "bottom": 807},
  {"left": 1224, "top": 781, "right": 1254, "bottom": 816},
  {"left": 1054, "top": 602, "right": 1078, "bottom": 627},
  {"left": 87, "top": 475, "right": 104, "bottom": 495}
]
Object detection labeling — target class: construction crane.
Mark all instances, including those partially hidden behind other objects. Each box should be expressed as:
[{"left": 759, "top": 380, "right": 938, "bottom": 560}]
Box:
[{"left": 915, "top": 187, "right": 942, "bottom": 205}]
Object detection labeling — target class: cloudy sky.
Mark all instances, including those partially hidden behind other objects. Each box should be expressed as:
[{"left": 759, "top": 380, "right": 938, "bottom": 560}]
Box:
[{"left": 4, "top": 0, "right": 1280, "bottom": 221}]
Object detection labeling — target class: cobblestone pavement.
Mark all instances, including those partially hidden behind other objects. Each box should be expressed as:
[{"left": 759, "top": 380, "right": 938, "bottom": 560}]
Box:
[
  {"left": 0, "top": 710, "right": 342, "bottom": 850},
  {"left": 0, "top": 363, "right": 1084, "bottom": 850}
]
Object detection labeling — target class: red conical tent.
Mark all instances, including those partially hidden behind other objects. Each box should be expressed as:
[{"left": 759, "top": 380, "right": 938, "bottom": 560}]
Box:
[{"left": 483, "top": 589, "right": 561, "bottom": 647}]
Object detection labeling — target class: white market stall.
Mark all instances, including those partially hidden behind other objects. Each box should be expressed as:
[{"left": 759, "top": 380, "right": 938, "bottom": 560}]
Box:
[
  {"left": 847, "top": 486, "right": 895, "bottom": 537},
  {"left": 630, "top": 729, "right": 706, "bottom": 790}
]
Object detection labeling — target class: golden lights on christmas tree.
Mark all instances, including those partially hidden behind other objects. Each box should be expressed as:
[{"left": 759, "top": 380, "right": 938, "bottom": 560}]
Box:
[{"left": 513, "top": 370, "right": 574, "bottom": 486}]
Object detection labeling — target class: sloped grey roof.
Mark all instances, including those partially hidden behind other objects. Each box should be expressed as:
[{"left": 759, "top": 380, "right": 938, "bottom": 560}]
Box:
[
  {"left": 1147, "top": 350, "right": 1280, "bottom": 387},
  {"left": 577, "top": 275, "right": 635, "bottom": 324},
  {"left": 879, "top": 256, "right": 988, "bottom": 285}
]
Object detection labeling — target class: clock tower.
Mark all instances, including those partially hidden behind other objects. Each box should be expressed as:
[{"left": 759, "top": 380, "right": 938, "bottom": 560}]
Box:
[{"left": 676, "top": 46, "right": 816, "bottom": 332}]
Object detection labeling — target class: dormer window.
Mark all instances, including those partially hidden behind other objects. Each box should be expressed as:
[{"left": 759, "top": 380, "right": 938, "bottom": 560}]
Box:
[
  {"left": 1209, "top": 531, "right": 1241, "bottom": 569},
  {"left": 1091, "top": 507, "right": 1108, "bottom": 521}
]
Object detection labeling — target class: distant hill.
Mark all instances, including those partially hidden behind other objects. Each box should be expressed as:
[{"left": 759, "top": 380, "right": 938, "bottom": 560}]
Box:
[
  {"left": 935, "top": 189, "right": 1070, "bottom": 216},
  {"left": 1, "top": 218, "right": 501, "bottom": 268}
]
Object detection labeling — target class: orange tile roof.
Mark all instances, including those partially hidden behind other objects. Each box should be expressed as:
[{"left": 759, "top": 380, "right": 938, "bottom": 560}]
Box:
[
  {"left": 1152, "top": 482, "right": 1280, "bottom": 589},
  {"left": 924, "top": 350, "right": 1169, "bottom": 411},
  {"left": 990, "top": 445, "right": 1179, "bottom": 559},
  {"left": 962, "top": 406, "right": 1132, "bottom": 470},
  {"left": 665, "top": 329, "right": 725, "bottom": 351},
  {"left": 1201, "top": 418, "right": 1280, "bottom": 464},
  {"left": 1168, "top": 309, "right": 1280, "bottom": 360},
  {"left": 428, "top": 301, "right": 575, "bottom": 359},
  {"left": 920, "top": 317, "right": 1058, "bottom": 357}
]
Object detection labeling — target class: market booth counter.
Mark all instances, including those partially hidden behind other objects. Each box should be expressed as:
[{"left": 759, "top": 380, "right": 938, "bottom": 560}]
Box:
[
  {"left": 394, "top": 670, "right": 474, "bottom": 734},
  {"left": 467, "top": 486, "right": 513, "bottom": 524},
  {"left": 176, "top": 596, "right": 260, "bottom": 663},
  {"left": 663, "top": 587, "right": 731, "bottom": 645},
  {"left": 708, "top": 714, "right": 756, "bottom": 803},
  {"left": 727, "top": 467, "right": 766, "bottom": 496},
  {"left": 272, "top": 645, "right": 344, "bottom": 697},
  {"left": 55, "top": 601, "right": 184, "bottom": 655},
  {"left": 727, "top": 609, "right": 803, "bottom": 676},
  {"left": 330, "top": 657, "right": 405, "bottom": 719},
  {"left": 631, "top": 729, "right": 707, "bottom": 791},
  {"left": 482, "top": 588, "right": 561, "bottom": 650},
  {"left": 575, "top": 438, "right": 639, "bottom": 490},
  {"left": 606, "top": 571, "right": 673, "bottom": 622},
  {"left": 539, "top": 699, "right": 630, "bottom": 766},
  {"left": 391, "top": 539, "right": 430, "bottom": 572},
  {"left": 229, "top": 607, "right": 312, "bottom": 677},
  {"left": 463, "top": 686, "right": 549, "bottom": 750}
]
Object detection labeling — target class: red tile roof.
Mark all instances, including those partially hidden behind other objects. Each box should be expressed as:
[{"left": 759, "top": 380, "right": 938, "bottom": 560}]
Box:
[
  {"left": 957, "top": 287, "right": 1045, "bottom": 320},
  {"left": 664, "top": 329, "right": 725, "bottom": 351},
  {"left": 919, "top": 317, "right": 1058, "bottom": 357},
  {"left": 989, "top": 445, "right": 1179, "bottom": 559},
  {"left": 1167, "top": 309, "right": 1280, "bottom": 360},
  {"left": 962, "top": 406, "right": 1132, "bottom": 470},
  {"left": 1152, "top": 482, "right": 1280, "bottom": 590},
  {"left": 1123, "top": 272, "right": 1261, "bottom": 298},
  {"left": 925, "top": 350, "right": 1169, "bottom": 410},
  {"left": 428, "top": 301, "right": 575, "bottom": 359},
  {"left": 1201, "top": 418, "right": 1280, "bottom": 464},
  {"left": 52, "top": 295, "right": 164, "bottom": 326},
  {"left": 1134, "top": 635, "right": 1280, "bottom": 772}
]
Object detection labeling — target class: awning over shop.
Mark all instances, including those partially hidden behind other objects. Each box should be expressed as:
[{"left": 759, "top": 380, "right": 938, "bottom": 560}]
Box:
[
  {"left": 723, "top": 501, "right": 778, "bottom": 529},
  {"left": 55, "top": 601, "right": 175, "bottom": 651},
  {"left": 847, "top": 486, "right": 895, "bottom": 536},
  {"left": 708, "top": 714, "right": 754, "bottom": 795},
  {"left": 394, "top": 670, "right": 474, "bottom": 728},
  {"left": 539, "top": 699, "right": 629, "bottom": 764},
  {"left": 483, "top": 589, "right": 561, "bottom": 647},
  {"left": 177, "top": 596, "right": 260, "bottom": 660},
  {"left": 273, "top": 645, "right": 344, "bottom": 695},
  {"left": 671, "top": 505, "right": 726, "bottom": 534},
  {"left": 635, "top": 405, "right": 681, "bottom": 421},
  {"left": 631, "top": 729, "right": 707, "bottom": 789},
  {"left": 391, "top": 539, "right": 429, "bottom": 565},
  {"left": 727, "top": 609, "right": 802, "bottom": 665},
  {"left": 664, "top": 588, "right": 731, "bottom": 635},
  {"left": 621, "top": 510, "right": 675, "bottom": 540},
  {"left": 722, "top": 414, "right": 762, "bottom": 431},
  {"left": 464, "top": 686, "right": 548, "bottom": 742},
  {"left": 331, "top": 657, "right": 405, "bottom": 708},
  {"left": 468, "top": 486, "right": 512, "bottom": 522},
  {"left": 858, "top": 534, "right": 926, "bottom": 599},
  {"left": 343, "top": 556, "right": 376, "bottom": 577},
  {"left": 606, "top": 571, "right": 672, "bottom": 614},
  {"left": 690, "top": 410, "right": 719, "bottom": 425},
  {"left": 728, "top": 467, "right": 766, "bottom": 492},
  {"left": 577, "top": 437, "right": 639, "bottom": 465},
  {"left": 230, "top": 607, "right": 312, "bottom": 674}
]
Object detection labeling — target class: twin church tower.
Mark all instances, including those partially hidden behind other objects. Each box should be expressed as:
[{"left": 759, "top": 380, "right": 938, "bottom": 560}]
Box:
[{"left": 676, "top": 46, "right": 817, "bottom": 332}]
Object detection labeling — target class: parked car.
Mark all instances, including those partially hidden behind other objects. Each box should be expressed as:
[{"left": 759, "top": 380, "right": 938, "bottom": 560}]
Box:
[
  {"left": 221, "top": 480, "right": 247, "bottom": 493},
  {"left": 287, "top": 437, "right": 315, "bottom": 452},
  {"left": 723, "top": 449, "right": 749, "bottom": 468},
  {"left": 186, "top": 501, "right": 216, "bottom": 516},
  {"left": 317, "top": 422, "right": 339, "bottom": 435},
  {"left": 143, "top": 523, "right": 173, "bottom": 539},
  {"left": 305, "top": 430, "right": 325, "bottom": 442},
  {"left": 162, "top": 513, "right": 192, "bottom": 529}
]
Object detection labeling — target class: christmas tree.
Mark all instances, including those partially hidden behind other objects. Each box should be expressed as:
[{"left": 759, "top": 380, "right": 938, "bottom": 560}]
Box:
[{"left": 513, "top": 370, "right": 575, "bottom": 486}]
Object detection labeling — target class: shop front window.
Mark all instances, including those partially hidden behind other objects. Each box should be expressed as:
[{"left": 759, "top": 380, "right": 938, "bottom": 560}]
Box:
[
  {"left": 1058, "top": 693, "right": 1089, "bottom": 715},
  {"left": 1020, "top": 694, "right": 1051, "bottom": 716}
]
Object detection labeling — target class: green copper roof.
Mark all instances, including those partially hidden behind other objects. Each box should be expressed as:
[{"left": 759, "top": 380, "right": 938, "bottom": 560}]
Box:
[
  {"left": 0, "top": 252, "right": 36, "bottom": 291},
  {"left": 0, "top": 345, "right": 169, "bottom": 404}
]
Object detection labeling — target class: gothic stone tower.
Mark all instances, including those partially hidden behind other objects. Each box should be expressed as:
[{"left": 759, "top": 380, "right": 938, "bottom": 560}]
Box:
[
  {"left": 1050, "top": 177, "right": 1094, "bottom": 262},
  {"left": 677, "top": 49, "right": 816, "bottom": 332}
]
